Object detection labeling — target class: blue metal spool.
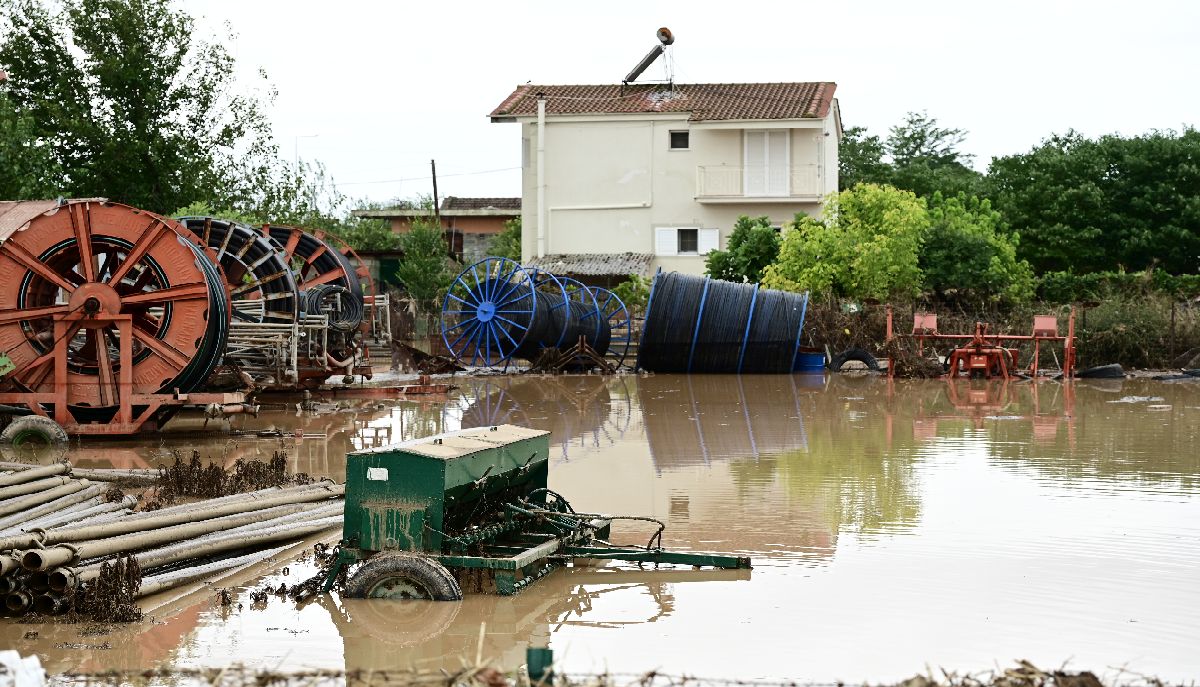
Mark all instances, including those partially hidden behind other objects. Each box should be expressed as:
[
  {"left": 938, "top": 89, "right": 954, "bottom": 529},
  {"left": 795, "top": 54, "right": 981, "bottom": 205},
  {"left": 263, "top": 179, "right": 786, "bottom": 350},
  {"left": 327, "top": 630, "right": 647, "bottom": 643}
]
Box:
[{"left": 440, "top": 257, "right": 538, "bottom": 368}]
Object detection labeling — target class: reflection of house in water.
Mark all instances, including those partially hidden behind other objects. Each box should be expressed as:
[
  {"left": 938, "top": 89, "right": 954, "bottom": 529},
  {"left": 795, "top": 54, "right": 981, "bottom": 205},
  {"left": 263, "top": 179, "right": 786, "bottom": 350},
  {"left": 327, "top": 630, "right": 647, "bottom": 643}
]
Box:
[{"left": 637, "top": 374, "right": 820, "bottom": 471}]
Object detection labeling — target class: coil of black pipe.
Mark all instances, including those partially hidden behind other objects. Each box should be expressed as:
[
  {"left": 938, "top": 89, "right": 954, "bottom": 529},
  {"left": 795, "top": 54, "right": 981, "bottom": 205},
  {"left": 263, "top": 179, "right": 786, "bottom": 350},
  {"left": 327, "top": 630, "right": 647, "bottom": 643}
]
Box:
[
  {"left": 266, "top": 226, "right": 364, "bottom": 329},
  {"left": 303, "top": 283, "right": 364, "bottom": 332},
  {"left": 177, "top": 216, "right": 300, "bottom": 325},
  {"left": 637, "top": 272, "right": 809, "bottom": 374}
]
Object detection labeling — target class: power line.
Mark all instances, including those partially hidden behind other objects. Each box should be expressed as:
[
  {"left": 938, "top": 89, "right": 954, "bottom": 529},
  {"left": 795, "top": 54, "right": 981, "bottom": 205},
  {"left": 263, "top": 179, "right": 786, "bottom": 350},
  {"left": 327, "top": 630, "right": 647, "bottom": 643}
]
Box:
[{"left": 337, "top": 166, "right": 521, "bottom": 187}]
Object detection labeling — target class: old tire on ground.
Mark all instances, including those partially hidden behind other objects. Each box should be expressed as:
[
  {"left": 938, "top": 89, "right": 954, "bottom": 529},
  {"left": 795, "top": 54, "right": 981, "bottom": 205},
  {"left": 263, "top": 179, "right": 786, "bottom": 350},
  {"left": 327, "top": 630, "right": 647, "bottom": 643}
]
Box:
[
  {"left": 343, "top": 554, "right": 463, "bottom": 601},
  {"left": 0, "top": 416, "right": 68, "bottom": 447},
  {"left": 829, "top": 347, "right": 880, "bottom": 372},
  {"left": 1077, "top": 363, "right": 1125, "bottom": 379}
]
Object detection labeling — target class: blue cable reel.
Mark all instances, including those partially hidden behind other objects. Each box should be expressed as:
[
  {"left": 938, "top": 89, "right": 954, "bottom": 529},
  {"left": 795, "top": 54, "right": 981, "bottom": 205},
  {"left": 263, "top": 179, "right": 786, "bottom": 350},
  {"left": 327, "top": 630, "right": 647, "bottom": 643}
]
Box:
[
  {"left": 440, "top": 257, "right": 539, "bottom": 368},
  {"left": 587, "top": 286, "right": 632, "bottom": 369}
]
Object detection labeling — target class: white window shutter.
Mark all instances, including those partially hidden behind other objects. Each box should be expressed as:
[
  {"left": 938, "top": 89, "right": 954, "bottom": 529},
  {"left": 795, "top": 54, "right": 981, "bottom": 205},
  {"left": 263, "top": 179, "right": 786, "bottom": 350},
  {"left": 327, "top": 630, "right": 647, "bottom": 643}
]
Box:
[
  {"left": 767, "top": 130, "right": 789, "bottom": 195},
  {"left": 698, "top": 228, "right": 719, "bottom": 254},
  {"left": 656, "top": 228, "right": 677, "bottom": 256},
  {"left": 744, "top": 131, "right": 766, "bottom": 195}
]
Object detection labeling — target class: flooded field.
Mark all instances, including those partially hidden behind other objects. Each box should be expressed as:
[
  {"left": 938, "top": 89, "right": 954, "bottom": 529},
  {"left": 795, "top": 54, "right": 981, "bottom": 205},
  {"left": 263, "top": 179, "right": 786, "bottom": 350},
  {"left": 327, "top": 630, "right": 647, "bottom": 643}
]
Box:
[{"left": 3, "top": 374, "right": 1199, "bottom": 683}]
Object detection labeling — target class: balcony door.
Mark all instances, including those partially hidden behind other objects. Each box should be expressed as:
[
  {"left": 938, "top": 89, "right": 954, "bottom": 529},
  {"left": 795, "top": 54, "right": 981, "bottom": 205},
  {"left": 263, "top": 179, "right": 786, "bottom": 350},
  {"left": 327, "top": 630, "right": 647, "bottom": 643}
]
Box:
[{"left": 744, "top": 130, "right": 789, "bottom": 196}]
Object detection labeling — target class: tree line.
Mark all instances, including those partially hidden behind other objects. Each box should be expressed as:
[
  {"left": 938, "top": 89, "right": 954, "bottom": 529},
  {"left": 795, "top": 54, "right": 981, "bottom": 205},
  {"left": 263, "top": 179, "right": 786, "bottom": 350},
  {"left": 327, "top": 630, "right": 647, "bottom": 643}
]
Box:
[
  {"left": 707, "top": 112, "right": 1200, "bottom": 304},
  {"left": 0, "top": 0, "right": 398, "bottom": 251}
]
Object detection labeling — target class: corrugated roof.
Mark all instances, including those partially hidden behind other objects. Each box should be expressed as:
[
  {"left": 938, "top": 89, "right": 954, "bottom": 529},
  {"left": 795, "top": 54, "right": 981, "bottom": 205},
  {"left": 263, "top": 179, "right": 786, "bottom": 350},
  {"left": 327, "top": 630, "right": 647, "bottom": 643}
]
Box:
[
  {"left": 441, "top": 197, "right": 520, "bottom": 211},
  {"left": 0, "top": 200, "right": 60, "bottom": 243},
  {"left": 490, "top": 82, "right": 836, "bottom": 121},
  {"left": 526, "top": 252, "right": 653, "bottom": 277}
]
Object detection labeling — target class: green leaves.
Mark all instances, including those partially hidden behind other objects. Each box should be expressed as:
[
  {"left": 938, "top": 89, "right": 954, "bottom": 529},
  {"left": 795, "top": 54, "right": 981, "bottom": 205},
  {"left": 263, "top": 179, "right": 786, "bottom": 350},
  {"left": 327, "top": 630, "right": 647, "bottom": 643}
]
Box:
[
  {"left": 704, "top": 215, "right": 780, "bottom": 284},
  {"left": 488, "top": 218, "right": 522, "bottom": 262},
  {"left": 921, "top": 192, "right": 1035, "bottom": 305},
  {"left": 394, "top": 218, "right": 454, "bottom": 315},
  {"left": 988, "top": 128, "right": 1200, "bottom": 274},
  {"left": 764, "top": 184, "right": 929, "bottom": 301}
]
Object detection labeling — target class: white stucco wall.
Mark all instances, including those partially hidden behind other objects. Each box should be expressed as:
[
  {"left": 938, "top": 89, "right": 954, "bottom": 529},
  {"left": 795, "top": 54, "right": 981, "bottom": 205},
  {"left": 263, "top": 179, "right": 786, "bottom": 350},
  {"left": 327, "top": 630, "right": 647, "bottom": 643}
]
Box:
[{"left": 515, "top": 104, "right": 840, "bottom": 275}]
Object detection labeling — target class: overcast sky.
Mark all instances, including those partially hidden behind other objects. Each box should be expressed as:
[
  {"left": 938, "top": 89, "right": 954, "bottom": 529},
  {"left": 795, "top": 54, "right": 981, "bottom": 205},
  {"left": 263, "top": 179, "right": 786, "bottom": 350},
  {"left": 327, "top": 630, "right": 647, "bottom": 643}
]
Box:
[{"left": 181, "top": 0, "right": 1199, "bottom": 205}]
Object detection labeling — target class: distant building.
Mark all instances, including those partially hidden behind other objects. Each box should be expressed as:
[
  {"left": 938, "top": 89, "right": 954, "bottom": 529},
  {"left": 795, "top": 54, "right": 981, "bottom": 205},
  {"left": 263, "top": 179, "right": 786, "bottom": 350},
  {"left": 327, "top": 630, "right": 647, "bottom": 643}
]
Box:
[
  {"left": 354, "top": 196, "right": 520, "bottom": 264},
  {"left": 489, "top": 82, "right": 841, "bottom": 278}
]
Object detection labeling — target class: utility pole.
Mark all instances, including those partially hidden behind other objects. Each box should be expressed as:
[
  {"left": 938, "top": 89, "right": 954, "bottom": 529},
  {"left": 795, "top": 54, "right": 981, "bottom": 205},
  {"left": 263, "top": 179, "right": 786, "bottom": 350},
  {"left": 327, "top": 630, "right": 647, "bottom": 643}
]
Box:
[{"left": 430, "top": 159, "right": 440, "bottom": 225}]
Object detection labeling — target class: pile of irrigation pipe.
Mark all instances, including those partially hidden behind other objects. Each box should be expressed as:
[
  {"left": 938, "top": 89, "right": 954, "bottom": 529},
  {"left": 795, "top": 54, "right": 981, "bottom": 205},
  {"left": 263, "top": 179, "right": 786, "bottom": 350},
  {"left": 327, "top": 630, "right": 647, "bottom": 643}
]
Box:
[{"left": 0, "top": 462, "right": 344, "bottom": 617}]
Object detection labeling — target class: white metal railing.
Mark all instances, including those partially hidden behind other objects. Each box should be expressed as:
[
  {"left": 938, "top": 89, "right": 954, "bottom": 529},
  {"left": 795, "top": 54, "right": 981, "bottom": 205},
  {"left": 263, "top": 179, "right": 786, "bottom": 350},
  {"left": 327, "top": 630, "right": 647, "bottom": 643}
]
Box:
[{"left": 696, "top": 165, "right": 822, "bottom": 199}]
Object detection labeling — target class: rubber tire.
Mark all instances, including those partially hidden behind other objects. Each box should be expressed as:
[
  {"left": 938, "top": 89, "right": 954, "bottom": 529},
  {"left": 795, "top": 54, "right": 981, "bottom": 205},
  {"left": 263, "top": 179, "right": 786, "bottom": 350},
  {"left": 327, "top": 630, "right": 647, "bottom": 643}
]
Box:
[
  {"left": 1077, "top": 363, "right": 1125, "bottom": 379},
  {"left": 0, "top": 416, "right": 68, "bottom": 447},
  {"left": 829, "top": 347, "right": 880, "bottom": 372},
  {"left": 343, "top": 553, "right": 463, "bottom": 601}
]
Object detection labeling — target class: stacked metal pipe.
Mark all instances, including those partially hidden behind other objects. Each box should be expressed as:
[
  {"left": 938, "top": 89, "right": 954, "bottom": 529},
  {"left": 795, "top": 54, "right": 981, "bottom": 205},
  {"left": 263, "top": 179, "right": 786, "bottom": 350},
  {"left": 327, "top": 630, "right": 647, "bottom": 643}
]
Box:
[{"left": 0, "top": 463, "right": 344, "bottom": 616}]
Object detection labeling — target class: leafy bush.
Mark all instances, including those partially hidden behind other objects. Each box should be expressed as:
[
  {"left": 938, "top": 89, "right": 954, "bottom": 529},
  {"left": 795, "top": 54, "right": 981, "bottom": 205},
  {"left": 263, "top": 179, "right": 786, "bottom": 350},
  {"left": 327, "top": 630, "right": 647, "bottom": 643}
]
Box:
[
  {"left": 920, "top": 192, "right": 1034, "bottom": 304},
  {"left": 395, "top": 218, "right": 454, "bottom": 314},
  {"left": 705, "top": 215, "right": 781, "bottom": 283},
  {"left": 488, "top": 218, "right": 522, "bottom": 261},
  {"left": 1037, "top": 269, "right": 1200, "bottom": 302},
  {"left": 612, "top": 274, "right": 651, "bottom": 317},
  {"left": 764, "top": 184, "right": 928, "bottom": 300}
]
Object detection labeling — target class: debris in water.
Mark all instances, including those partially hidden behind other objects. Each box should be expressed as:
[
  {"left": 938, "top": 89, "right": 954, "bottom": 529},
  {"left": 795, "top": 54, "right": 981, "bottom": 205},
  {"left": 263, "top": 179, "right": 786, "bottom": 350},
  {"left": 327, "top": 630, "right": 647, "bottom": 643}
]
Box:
[
  {"left": 152, "top": 450, "right": 312, "bottom": 502},
  {"left": 72, "top": 556, "right": 142, "bottom": 623},
  {"left": 1108, "top": 396, "right": 1165, "bottom": 404}
]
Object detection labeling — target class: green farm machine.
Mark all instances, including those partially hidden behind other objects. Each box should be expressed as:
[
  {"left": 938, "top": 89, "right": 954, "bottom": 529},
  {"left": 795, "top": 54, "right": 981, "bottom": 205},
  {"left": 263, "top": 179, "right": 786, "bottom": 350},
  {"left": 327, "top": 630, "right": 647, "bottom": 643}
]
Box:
[{"left": 326, "top": 424, "right": 750, "bottom": 600}]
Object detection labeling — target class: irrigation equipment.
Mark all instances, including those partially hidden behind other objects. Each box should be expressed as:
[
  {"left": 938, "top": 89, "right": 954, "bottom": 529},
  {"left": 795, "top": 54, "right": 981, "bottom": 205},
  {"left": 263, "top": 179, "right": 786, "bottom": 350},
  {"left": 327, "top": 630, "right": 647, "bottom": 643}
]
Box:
[
  {"left": 638, "top": 271, "right": 810, "bottom": 374},
  {"left": 325, "top": 424, "right": 750, "bottom": 599},
  {"left": 438, "top": 258, "right": 629, "bottom": 370},
  {"left": 0, "top": 200, "right": 246, "bottom": 435}
]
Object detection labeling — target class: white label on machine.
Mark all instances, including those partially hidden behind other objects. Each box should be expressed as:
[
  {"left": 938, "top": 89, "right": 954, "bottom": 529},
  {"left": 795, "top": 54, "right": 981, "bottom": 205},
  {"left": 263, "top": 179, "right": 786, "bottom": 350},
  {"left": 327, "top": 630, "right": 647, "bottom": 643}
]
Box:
[{"left": 366, "top": 467, "right": 389, "bottom": 481}]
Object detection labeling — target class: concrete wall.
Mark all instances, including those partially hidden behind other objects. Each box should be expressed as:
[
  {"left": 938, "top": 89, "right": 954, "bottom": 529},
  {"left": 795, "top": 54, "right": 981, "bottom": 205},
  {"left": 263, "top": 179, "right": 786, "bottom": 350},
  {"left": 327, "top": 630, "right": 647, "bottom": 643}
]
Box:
[{"left": 517, "top": 110, "right": 839, "bottom": 275}]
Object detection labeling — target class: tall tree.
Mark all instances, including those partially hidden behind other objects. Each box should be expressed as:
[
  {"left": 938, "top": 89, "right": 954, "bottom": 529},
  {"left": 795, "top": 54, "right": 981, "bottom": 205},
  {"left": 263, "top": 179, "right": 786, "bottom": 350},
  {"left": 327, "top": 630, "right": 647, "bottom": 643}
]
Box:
[
  {"left": 0, "top": 0, "right": 276, "bottom": 213},
  {"left": 0, "top": 85, "right": 59, "bottom": 198},
  {"left": 838, "top": 126, "right": 890, "bottom": 191},
  {"left": 987, "top": 129, "right": 1200, "bottom": 274}
]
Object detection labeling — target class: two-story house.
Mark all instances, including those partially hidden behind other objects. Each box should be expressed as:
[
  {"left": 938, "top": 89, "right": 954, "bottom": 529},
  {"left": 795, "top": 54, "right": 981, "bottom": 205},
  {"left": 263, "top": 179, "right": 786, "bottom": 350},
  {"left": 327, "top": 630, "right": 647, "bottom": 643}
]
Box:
[{"left": 489, "top": 81, "right": 841, "bottom": 279}]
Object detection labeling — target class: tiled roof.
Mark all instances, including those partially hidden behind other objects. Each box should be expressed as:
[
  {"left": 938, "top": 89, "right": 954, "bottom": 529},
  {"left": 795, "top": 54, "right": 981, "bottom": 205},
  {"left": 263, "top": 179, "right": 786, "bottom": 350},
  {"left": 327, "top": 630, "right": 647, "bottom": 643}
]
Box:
[
  {"left": 526, "top": 252, "right": 654, "bottom": 277},
  {"left": 441, "top": 197, "right": 521, "bottom": 211},
  {"left": 490, "top": 82, "right": 836, "bottom": 121}
]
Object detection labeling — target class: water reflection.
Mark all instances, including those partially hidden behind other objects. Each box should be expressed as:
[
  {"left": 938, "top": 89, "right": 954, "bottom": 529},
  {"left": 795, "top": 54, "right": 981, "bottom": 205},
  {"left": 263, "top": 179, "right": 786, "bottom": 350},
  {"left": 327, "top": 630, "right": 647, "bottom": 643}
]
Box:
[{"left": 5, "top": 374, "right": 1200, "bottom": 682}]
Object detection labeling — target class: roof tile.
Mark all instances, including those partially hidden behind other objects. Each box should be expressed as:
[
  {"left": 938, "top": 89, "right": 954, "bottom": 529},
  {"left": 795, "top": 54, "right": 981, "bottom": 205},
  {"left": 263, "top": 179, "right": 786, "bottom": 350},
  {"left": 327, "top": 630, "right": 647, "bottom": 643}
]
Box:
[{"left": 489, "top": 82, "right": 836, "bottom": 121}]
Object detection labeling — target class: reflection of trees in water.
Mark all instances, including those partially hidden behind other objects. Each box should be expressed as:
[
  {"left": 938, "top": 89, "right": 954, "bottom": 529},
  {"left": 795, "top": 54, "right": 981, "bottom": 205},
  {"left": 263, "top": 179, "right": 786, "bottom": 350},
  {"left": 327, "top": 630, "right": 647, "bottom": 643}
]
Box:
[
  {"left": 774, "top": 375, "right": 922, "bottom": 535},
  {"left": 637, "top": 373, "right": 922, "bottom": 538},
  {"left": 451, "top": 376, "right": 634, "bottom": 460}
]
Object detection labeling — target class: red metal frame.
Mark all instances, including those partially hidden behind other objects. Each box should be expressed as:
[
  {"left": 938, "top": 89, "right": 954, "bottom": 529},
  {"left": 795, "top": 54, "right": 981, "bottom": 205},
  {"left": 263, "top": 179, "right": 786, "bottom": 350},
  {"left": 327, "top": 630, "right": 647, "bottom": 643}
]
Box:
[{"left": 885, "top": 306, "right": 1076, "bottom": 380}]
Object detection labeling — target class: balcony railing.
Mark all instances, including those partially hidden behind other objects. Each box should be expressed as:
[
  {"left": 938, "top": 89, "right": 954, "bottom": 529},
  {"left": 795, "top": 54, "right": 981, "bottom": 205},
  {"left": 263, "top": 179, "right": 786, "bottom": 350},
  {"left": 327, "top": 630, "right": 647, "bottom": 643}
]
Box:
[{"left": 696, "top": 165, "right": 822, "bottom": 200}]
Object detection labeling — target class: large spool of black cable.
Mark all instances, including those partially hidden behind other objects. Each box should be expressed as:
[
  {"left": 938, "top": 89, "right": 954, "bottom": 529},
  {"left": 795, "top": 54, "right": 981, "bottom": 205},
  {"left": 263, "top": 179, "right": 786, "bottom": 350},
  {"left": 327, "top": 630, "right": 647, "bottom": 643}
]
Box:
[{"left": 637, "top": 272, "right": 809, "bottom": 374}]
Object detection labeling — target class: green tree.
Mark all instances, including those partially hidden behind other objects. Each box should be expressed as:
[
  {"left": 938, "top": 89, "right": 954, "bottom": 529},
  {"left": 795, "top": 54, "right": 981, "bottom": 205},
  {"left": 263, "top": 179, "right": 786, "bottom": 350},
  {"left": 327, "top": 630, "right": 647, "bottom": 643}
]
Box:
[
  {"left": 885, "top": 111, "right": 983, "bottom": 198},
  {"left": 488, "top": 217, "right": 522, "bottom": 261},
  {"left": 705, "top": 215, "right": 781, "bottom": 283},
  {"left": 0, "top": 85, "right": 59, "bottom": 198},
  {"left": 0, "top": 0, "right": 277, "bottom": 213},
  {"left": 920, "top": 192, "right": 1035, "bottom": 304},
  {"left": 395, "top": 217, "right": 454, "bottom": 314},
  {"left": 987, "top": 128, "right": 1200, "bottom": 274},
  {"left": 838, "top": 126, "right": 890, "bottom": 191},
  {"left": 764, "top": 184, "right": 928, "bottom": 300}
]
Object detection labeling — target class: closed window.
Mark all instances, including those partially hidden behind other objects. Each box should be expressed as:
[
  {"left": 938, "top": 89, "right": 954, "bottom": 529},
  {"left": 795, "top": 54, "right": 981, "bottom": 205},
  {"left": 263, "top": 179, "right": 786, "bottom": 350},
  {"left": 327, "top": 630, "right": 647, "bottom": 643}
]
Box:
[
  {"left": 744, "top": 130, "right": 789, "bottom": 196},
  {"left": 669, "top": 130, "right": 690, "bottom": 150},
  {"left": 655, "top": 227, "right": 720, "bottom": 256}
]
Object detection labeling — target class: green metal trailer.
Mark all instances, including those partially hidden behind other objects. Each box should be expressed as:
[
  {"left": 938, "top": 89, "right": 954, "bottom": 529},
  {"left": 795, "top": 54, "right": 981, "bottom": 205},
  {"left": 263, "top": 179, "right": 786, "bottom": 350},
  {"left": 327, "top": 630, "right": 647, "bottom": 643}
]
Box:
[{"left": 326, "top": 424, "right": 750, "bottom": 599}]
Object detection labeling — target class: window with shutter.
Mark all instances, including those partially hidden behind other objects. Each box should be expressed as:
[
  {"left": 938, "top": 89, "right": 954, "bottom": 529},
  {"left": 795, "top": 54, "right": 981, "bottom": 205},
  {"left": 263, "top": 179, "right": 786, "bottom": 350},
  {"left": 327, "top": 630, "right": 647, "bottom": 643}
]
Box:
[
  {"left": 655, "top": 228, "right": 678, "bottom": 256},
  {"left": 698, "top": 228, "right": 719, "bottom": 254}
]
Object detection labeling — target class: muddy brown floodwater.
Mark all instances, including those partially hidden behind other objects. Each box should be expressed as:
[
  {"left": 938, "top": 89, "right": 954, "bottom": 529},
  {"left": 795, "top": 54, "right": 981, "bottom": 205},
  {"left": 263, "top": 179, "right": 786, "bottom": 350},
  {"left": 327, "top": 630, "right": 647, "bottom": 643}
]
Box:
[{"left": 3, "top": 374, "right": 1199, "bottom": 683}]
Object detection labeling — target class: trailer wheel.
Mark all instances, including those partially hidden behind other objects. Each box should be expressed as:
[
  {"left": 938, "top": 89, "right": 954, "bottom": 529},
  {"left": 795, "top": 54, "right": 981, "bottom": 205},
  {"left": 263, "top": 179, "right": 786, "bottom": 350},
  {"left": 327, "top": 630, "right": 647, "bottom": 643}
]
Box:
[
  {"left": 0, "top": 416, "right": 68, "bottom": 448},
  {"left": 829, "top": 347, "right": 880, "bottom": 372},
  {"left": 343, "top": 554, "right": 463, "bottom": 601}
]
